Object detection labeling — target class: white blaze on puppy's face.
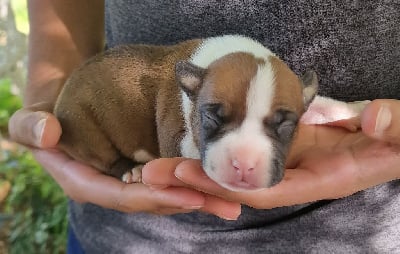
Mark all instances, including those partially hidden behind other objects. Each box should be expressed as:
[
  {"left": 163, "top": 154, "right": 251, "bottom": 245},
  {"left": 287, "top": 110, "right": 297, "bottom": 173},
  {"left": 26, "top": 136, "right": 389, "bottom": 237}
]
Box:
[{"left": 180, "top": 91, "right": 201, "bottom": 159}]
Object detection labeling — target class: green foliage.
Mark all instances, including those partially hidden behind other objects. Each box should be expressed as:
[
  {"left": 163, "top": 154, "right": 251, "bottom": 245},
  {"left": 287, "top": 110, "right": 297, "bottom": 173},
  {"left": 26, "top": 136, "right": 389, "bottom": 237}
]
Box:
[
  {"left": 0, "top": 79, "right": 22, "bottom": 132},
  {"left": 1, "top": 150, "right": 68, "bottom": 254},
  {"left": 0, "top": 3, "right": 68, "bottom": 253},
  {"left": 0, "top": 80, "right": 68, "bottom": 253},
  {"left": 10, "top": 0, "right": 29, "bottom": 34}
]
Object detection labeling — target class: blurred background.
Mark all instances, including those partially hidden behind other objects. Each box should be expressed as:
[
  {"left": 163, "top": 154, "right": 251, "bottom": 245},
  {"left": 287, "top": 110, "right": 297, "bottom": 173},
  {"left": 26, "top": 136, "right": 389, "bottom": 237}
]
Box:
[{"left": 0, "top": 1, "right": 68, "bottom": 253}]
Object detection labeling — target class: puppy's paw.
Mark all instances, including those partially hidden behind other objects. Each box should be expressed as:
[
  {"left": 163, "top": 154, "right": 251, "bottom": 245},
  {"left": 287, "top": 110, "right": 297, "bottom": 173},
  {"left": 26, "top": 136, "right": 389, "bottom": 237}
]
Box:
[
  {"left": 301, "top": 96, "right": 370, "bottom": 131},
  {"left": 121, "top": 165, "right": 143, "bottom": 184},
  {"left": 320, "top": 117, "right": 360, "bottom": 132}
]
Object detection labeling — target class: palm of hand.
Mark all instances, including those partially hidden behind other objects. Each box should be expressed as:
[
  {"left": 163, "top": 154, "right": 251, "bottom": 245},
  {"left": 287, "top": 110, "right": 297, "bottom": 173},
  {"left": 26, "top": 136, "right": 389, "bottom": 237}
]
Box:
[
  {"left": 174, "top": 124, "right": 400, "bottom": 209},
  {"left": 287, "top": 124, "right": 400, "bottom": 198}
]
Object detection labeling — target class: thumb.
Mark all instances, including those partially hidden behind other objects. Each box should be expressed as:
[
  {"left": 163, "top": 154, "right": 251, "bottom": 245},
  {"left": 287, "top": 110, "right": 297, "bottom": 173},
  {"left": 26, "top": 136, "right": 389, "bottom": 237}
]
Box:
[
  {"left": 8, "top": 103, "right": 62, "bottom": 148},
  {"left": 361, "top": 99, "right": 400, "bottom": 144}
]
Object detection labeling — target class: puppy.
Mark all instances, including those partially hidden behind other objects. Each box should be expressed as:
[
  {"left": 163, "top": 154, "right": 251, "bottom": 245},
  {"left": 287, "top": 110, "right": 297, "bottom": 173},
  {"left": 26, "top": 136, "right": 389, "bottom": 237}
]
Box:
[{"left": 54, "top": 35, "right": 367, "bottom": 192}]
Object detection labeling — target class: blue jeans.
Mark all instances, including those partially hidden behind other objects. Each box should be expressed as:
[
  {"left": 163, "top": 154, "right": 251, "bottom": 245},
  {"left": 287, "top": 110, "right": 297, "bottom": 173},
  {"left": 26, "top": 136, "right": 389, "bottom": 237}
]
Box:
[{"left": 67, "top": 226, "right": 85, "bottom": 254}]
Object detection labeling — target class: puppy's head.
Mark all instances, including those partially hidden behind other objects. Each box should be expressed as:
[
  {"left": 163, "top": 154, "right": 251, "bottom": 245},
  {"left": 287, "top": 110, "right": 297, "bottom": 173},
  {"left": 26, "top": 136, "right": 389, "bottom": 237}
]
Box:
[{"left": 176, "top": 52, "right": 317, "bottom": 192}]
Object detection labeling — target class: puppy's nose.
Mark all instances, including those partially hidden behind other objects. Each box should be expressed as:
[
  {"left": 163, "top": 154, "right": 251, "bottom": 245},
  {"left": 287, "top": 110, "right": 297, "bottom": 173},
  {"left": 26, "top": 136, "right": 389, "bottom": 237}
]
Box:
[{"left": 232, "top": 159, "right": 257, "bottom": 176}]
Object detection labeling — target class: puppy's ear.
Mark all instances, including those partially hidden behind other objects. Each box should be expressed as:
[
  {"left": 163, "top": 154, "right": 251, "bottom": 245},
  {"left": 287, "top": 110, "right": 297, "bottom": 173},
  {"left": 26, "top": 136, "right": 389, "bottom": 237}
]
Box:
[
  {"left": 301, "top": 70, "right": 318, "bottom": 109},
  {"left": 176, "top": 61, "right": 206, "bottom": 100}
]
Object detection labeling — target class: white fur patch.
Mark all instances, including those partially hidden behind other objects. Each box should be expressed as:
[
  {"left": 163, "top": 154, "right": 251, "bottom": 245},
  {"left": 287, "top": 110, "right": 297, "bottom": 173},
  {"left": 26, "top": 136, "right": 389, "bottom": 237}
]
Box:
[
  {"left": 180, "top": 92, "right": 201, "bottom": 158},
  {"left": 190, "top": 35, "right": 275, "bottom": 68},
  {"left": 133, "top": 149, "right": 155, "bottom": 163}
]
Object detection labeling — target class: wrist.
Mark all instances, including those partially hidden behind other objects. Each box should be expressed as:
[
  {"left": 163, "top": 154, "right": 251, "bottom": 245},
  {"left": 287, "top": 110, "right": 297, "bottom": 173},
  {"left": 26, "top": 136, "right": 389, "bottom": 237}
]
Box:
[{"left": 24, "top": 74, "right": 66, "bottom": 108}]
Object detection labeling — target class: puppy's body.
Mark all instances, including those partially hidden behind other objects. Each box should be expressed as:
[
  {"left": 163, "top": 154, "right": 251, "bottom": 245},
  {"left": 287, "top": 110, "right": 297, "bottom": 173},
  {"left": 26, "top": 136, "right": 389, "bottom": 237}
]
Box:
[
  {"left": 55, "top": 40, "right": 201, "bottom": 178},
  {"left": 54, "top": 35, "right": 366, "bottom": 191}
]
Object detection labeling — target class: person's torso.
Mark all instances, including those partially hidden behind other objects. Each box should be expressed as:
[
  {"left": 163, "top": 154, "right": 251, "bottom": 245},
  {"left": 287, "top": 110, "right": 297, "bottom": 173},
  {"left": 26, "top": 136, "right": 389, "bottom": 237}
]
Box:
[
  {"left": 70, "top": 1, "right": 400, "bottom": 253},
  {"left": 105, "top": 0, "right": 400, "bottom": 101}
]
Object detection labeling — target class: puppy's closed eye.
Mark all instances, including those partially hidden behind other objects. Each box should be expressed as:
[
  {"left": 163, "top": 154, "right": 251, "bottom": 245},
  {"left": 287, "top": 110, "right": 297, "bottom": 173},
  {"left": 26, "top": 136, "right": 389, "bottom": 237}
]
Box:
[
  {"left": 200, "top": 103, "right": 224, "bottom": 139},
  {"left": 265, "top": 110, "right": 298, "bottom": 141}
]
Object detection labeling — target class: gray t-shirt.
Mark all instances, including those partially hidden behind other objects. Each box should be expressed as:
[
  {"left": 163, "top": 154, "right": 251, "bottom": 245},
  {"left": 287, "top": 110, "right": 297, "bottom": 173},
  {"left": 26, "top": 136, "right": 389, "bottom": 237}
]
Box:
[{"left": 70, "top": 1, "right": 400, "bottom": 253}]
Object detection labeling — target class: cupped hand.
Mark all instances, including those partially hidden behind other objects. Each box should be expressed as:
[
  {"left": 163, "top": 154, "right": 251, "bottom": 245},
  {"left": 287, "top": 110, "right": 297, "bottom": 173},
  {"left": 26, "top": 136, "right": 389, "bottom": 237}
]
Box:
[
  {"left": 166, "top": 99, "right": 400, "bottom": 209},
  {"left": 8, "top": 105, "right": 241, "bottom": 219}
]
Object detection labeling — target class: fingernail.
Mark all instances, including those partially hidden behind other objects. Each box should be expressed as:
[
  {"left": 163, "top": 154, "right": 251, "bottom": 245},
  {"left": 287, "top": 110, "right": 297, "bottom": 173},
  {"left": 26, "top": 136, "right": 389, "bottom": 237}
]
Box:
[
  {"left": 147, "top": 184, "right": 169, "bottom": 190},
  {"left": 219, "top": 215, "right": 239, "bottom": 221},
  {"left": 34, "top": 118, "right": 46, "bottom": 145},
  {"left": 375, "top": 104, "right": 391, "bottom": 134},
  {"left": 218, "top": 209, "right": 241, "bottom": 221},
  {"left": 182, "top": 205, "right": 203, "bottom": 210},
  {"left": 175, "top": 166, "right": 208, "bottom": 179}
]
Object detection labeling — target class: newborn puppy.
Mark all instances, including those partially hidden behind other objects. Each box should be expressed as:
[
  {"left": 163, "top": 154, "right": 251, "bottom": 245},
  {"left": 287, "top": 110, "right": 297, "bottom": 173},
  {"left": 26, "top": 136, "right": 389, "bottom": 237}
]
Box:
[{"left": 54, "top": 35, "right": 366, "bottom": 192}]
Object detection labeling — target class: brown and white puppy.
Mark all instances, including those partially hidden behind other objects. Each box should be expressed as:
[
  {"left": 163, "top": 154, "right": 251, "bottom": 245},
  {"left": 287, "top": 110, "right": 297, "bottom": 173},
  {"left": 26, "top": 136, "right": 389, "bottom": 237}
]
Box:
[{"left": 54, "top": 35, "right": 366, "bottom": 192}]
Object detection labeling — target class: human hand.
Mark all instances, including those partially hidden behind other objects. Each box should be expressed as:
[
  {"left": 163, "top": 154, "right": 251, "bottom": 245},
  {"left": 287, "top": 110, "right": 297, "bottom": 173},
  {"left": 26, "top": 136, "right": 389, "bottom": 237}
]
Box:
[
  {"left": 163, "top": 99, "right": 400, "bottom": 209},
  {"left": 8, "top": 106, "right": 240, "bottom": 219}
]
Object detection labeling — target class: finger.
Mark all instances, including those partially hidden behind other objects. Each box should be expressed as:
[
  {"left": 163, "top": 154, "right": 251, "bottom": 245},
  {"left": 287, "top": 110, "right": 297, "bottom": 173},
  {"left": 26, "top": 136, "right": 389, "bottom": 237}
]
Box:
[
  {"left": 155, "top": 197, "right": 241, "bottom": 220},
  {"left": 174, "top": 160, "right": 241, "bottom": 200},
  {"left": 9, "top": 108, "right": 61, "bottom": 148},
  {"left": 200, "top": 195, "right": 241, "bottom": 220},
  {"left": 361, "top": 99, "right": 400, "bottom": 144},
  {"left": 321, "top": 116, "right": 361, "bottom": 132},
  {"left": 121, "top": 186, "right": 205, "bottom": 213},
  {"left": 144, "top": 158, "right": 242, "bottom": 220},
  {"left": 141, "top": 157, "right": 189, "bottom": 188},
  {"left": 32, "top": 149, "right": 206, "bottom": 213}
]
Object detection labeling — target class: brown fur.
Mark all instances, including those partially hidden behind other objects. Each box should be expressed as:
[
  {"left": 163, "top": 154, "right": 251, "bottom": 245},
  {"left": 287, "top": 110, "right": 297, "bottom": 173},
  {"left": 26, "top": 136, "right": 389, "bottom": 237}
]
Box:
[
  {"left": 269, "top": 56, "right": 305, "bottom": 116},
  {"left": 201, "top": 52, "right": 260, "bottom": 122},
  {"left": 54, "top": 40, "right": 201, "bottom": 178},
  {"left": 188, "top": 52, "right": 261, "bottom": 144}
]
